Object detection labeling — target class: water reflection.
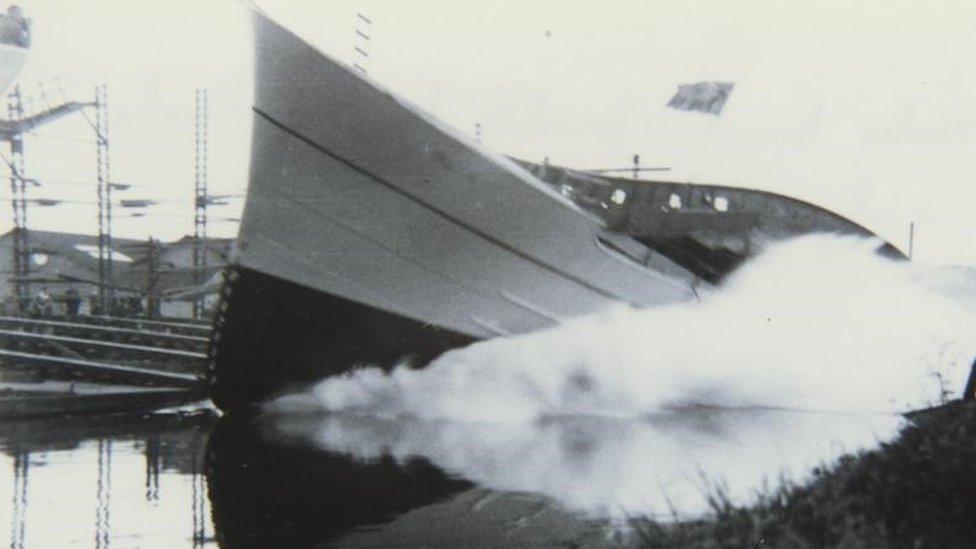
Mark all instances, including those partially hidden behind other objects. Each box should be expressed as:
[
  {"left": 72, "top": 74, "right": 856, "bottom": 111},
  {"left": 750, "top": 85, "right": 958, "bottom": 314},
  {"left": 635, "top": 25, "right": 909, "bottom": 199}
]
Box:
[
  {"left": 0, "top": 406, "right": 907, "bottom": 547},
  {"left": 0, "top": 410, "right": 217, "bottom": 548},
  {"left": 262, "top": 407, "right": 905, "bottom": 521},
  {"left": 208, "top": 417, "right": 477, "bottom": 547},
  {"left": 209, "top": 417, "right": 633, "bottom": 547}
]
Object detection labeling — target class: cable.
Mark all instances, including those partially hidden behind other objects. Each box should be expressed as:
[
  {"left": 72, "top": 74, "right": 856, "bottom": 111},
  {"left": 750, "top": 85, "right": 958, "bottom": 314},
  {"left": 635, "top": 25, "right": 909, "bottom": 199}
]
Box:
[
  {"left": 27, "top": 131, "right": 98, "bottom": 145},
  {"left": 0, "top": 174, "right": 246, "bottom": 196}
]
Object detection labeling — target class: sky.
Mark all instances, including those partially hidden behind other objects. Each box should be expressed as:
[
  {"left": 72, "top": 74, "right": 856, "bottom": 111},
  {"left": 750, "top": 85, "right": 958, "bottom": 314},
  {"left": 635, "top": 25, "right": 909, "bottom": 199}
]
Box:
[{"left": 3, "top": 0, "right": 976, "bottom": 264}]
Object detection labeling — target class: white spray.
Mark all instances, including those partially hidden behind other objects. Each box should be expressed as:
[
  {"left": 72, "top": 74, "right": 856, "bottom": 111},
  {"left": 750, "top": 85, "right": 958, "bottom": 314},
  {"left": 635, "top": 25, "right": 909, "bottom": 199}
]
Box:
[{"left": 301, "top": 234, "right": 976, "bottom": 421}]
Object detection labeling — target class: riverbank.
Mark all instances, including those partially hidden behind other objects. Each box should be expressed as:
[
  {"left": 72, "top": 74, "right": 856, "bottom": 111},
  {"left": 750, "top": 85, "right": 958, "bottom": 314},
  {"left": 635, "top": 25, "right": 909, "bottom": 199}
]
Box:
[{"left": 636, "top": 400, "right": 976, "bottom": 547}]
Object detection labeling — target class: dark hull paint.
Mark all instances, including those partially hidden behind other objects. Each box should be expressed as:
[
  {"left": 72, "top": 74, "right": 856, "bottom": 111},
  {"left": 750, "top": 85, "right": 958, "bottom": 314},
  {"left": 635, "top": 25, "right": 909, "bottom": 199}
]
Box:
[{"left": 209, "top": 266, "right": 474, "bottom": 411}]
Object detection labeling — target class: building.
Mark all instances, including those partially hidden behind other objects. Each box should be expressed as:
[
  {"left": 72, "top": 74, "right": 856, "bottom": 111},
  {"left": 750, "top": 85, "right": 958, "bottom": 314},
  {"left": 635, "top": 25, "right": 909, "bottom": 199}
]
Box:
[
  {"left": 149, "top": 234, "right": 233, "bottom": 318},
  {"left": 0, "top": 229, "right": 232, "bottom": 317}
]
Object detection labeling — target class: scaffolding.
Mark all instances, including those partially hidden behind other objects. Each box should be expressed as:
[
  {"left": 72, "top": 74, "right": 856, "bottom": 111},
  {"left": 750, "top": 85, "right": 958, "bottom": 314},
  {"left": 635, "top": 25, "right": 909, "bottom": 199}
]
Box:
[
  {"left": 6, "top": 85, "right": 28, "bottom": 306},
  {"left": 95, "top": 84, "right": 112, "bottom": 313},
  {"left": 192, "top": 89, "right": 208, "bottom": 319},
  {"left": 1, "top": 83, "right": 95, "bottom": 312}
]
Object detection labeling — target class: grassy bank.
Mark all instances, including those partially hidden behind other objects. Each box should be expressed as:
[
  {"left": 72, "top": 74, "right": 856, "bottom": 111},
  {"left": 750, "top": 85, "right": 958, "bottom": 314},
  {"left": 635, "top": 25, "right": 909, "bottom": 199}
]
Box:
[{"left": 635, "top": 400, "right": 976, "bottom": 548}]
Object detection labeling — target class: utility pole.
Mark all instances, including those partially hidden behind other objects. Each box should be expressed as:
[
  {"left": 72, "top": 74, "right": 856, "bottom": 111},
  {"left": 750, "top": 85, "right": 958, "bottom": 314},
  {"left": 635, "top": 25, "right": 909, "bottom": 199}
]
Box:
[
  {"left": 145, "top": 237, "right": 160, "bottom": 318},
  {"left": 95, "top": 84, "right": 112, "bottom": 314},
  {"left": 632, "top": 154, "right": 640, "bottom": 180},
  {"left": 6, "top": 84, "right": 28, "bottom": 310},
  {"left": 475, "top": 122, "right": 482, "bottom": 144},
  {"left": 192, "top": 89, "right": 208, "bottom": 319}
]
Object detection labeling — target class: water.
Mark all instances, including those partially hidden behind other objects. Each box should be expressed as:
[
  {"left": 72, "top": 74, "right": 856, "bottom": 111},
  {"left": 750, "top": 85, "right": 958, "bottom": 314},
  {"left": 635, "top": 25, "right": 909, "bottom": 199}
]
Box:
[
  {"left": 0, "top": 406, "right": 909, "bottom": 547},
  {"left": 0, "top": 410, "right": 216, "bottom": 549},
  {"left": 264, "top": 407, "right": 905, "bottom": 521}
]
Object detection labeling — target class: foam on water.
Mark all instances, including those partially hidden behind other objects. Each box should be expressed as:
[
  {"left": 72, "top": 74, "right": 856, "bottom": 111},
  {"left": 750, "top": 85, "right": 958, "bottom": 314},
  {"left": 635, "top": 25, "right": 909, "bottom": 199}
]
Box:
[
  {"left": 269, "top": 408, "right": 905, "bottom": 519},
  {"left": 295, "top": 234, "right": 976, "bottom": 421}
]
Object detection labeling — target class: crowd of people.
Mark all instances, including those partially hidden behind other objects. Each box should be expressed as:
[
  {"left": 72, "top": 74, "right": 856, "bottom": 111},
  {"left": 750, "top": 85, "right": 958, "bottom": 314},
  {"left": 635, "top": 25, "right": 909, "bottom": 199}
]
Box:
[{"left": 2, "top": 287, "right": 150, "bottom": 318}]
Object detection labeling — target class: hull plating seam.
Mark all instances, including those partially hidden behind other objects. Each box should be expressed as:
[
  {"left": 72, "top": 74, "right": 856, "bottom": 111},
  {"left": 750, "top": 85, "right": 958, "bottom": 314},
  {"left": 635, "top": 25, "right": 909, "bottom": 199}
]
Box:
[{"left": 252, "top": 106, "right": 627, "bottom": 302}]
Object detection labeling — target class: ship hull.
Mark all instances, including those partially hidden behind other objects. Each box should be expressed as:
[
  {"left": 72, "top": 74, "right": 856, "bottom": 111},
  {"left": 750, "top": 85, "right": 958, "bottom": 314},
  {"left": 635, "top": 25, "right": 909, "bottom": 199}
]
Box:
[
  {"left": 210, "top": 266, "right": 474, "bottom": 409},
  {"left": 209, "top": 14, "right": 699, "bottom": 409}
]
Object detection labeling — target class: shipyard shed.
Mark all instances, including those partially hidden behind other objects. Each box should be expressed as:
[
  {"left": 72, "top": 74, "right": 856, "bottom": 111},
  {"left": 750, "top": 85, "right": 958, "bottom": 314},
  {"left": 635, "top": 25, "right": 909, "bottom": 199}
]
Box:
[
  {"left": 0, "top": 229, "right": 233, "bottom": 317},
  {"left": 0, "top": 229, "right": 143, "bottom": 310}
]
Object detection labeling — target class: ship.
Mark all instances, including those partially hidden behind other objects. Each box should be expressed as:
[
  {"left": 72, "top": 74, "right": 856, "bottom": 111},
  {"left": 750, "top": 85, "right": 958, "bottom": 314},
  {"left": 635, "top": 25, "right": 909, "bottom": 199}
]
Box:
[{"left": 208, "top": 12, "right": 902, "bottom": 411}]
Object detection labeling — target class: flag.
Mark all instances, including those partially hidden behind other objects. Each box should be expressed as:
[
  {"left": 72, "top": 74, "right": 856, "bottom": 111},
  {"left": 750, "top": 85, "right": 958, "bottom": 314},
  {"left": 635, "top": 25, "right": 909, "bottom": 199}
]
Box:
[{"left": 667, "top": 81, "right": 735, "bottom": 115}]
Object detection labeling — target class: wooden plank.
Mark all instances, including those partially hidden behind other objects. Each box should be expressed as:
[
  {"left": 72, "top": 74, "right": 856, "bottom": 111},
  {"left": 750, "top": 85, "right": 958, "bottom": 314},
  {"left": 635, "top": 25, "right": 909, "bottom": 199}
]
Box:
[
  {"left": 0, "top": 329, "right": 207, "bottom": 359},
  {"left": 0, "top": 348, "right": 200, "bottom": 386},
  {"left": 86, "top": 315, "right": 213, "bottom": 332},
  {"left": 0, "top": 316, "right": 210, "bottom": 343}
]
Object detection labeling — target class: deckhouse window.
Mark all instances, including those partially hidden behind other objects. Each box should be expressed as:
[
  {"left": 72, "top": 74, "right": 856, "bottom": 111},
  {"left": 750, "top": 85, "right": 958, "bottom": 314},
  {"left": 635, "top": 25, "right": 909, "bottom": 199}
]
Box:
[{"left": 610, "top": 189, "right": 627, "bottom": 205}]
